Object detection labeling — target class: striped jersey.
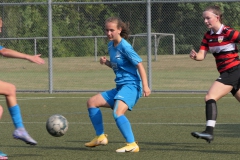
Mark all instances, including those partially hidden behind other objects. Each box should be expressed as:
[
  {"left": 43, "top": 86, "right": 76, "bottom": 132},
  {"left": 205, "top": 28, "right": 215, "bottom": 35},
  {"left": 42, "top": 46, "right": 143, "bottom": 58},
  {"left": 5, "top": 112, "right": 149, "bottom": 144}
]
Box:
[{"left": 200, "top": 24, "right": 240, "bottom": 73}]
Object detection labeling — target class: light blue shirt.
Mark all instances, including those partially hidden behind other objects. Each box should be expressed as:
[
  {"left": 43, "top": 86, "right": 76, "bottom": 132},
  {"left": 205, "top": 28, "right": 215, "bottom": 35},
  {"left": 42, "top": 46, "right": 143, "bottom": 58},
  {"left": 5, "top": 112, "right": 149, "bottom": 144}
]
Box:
[
  {"left": 108, "top": 38, "right": 142, "bottom": 88},
  {"left": 0, "top": 45, "right": 4, "bottom": 50}
]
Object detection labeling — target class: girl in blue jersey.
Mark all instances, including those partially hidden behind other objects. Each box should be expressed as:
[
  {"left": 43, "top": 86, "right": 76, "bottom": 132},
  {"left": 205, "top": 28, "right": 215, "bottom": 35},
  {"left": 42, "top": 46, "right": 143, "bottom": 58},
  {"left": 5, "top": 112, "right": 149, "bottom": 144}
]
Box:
[
  {"left": 0, "top": 46, "right": 45, "bottom": 138},
  {"left": 85, "top": 17, "right": 151, "bottom": 152},
  {"left": 0, "top": 17, "right": 45, "bottom": 160},
  {"left": 0, "top": 18, "right": 44, "bottom": 158},
  {"left": 0, "top": 45, "right": 44, "bottom": 157}
]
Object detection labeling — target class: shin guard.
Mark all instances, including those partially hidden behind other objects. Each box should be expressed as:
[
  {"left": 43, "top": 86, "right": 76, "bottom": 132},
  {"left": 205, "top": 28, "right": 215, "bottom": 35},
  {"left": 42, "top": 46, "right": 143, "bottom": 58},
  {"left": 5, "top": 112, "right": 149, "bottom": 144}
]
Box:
[{"left": 205, "top": 99, "right": 217, "bottom": 121}]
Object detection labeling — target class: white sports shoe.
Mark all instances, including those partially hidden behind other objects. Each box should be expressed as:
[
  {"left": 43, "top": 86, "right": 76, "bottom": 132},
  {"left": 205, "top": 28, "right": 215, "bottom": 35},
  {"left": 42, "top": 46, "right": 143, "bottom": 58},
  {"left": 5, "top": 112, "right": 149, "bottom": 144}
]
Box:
[
  {"left": 85, "top": 134, "right": 108, "bottom": 147},
  {"left": 116, "top": 142, "right": 139, "bottom": 153},
  {"left": 13, "top": 128, "right": 37, "bottom": 145}
]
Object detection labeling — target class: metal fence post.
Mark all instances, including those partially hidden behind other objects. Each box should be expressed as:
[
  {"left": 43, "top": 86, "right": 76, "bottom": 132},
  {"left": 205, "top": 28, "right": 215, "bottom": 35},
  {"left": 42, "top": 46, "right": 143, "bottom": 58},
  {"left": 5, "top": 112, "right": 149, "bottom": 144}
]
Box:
[
  {"left": 48, "top": 0, "right": 53, "bottom": 93},
  {"left": 94, "top": 37, "right": 97, "bottom": 62},
  {"left": 147, "top": 0, "right": 152, "bottom": 90}
]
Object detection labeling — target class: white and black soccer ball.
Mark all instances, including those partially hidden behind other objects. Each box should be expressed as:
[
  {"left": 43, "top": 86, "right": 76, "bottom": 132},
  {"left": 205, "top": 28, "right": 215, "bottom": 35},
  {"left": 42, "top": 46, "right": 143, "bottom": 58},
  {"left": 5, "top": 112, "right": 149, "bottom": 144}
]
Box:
[{"left": 46, "top": 114, "right": 68, "bottom": 137}]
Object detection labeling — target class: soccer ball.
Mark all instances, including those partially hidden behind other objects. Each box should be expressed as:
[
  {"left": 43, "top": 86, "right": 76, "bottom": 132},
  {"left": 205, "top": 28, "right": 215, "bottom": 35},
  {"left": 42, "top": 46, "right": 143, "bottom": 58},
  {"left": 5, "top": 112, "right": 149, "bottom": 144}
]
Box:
[{"left": 46, "top": 114, "right": 69, "bottom": 137}]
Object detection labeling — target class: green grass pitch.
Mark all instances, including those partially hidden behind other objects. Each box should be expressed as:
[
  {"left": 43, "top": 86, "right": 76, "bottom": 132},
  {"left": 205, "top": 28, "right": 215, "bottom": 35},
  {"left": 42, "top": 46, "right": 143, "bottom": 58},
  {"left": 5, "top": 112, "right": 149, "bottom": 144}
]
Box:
[{"left": 0, "top": 93, "right": 240, "bottom": 160}]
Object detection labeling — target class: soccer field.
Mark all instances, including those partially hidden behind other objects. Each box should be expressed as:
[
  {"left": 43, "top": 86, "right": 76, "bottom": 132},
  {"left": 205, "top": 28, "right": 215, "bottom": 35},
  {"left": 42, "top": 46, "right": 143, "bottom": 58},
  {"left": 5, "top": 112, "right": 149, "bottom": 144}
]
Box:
[{"left": 0, "top": 93, "right": 240, "bottom": 160}]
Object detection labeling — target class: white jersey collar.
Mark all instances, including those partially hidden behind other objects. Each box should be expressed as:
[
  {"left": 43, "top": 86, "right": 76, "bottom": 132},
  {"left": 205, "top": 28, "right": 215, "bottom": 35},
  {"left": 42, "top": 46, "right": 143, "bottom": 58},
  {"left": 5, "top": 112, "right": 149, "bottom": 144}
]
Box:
[{"left": 210, "top": 24, "right": 224, "bottom": 35}]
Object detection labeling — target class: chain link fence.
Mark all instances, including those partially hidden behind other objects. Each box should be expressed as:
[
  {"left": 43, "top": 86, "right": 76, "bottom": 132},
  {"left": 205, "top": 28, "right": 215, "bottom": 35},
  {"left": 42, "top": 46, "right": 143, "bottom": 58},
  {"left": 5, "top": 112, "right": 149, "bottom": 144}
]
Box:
[{"left": 0, "top": 0, "right": 240, "bottom": 93}]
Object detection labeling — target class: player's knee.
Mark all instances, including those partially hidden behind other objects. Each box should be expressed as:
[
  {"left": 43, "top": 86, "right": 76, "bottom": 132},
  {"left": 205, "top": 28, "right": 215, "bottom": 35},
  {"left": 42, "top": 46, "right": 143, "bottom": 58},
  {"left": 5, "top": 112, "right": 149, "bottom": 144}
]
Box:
[
  {"left": 87, "top": 97, "right": 94, "bottom": 108},
  {"left": 205, "top": 94, "right": 214, "bottom": 102},
  {"left": 6, "top": 83, "right": 16, "bottom": 96},
  {"left": 87, "top": 95, "right": 103, "bottom": 108}
]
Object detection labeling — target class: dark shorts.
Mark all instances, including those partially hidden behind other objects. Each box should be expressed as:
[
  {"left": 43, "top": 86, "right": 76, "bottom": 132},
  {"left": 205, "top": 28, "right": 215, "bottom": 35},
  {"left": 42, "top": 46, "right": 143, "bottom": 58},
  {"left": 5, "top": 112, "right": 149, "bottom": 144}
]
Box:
[{"left": 216, "top": 65, "right": 240, "bottom": 95}]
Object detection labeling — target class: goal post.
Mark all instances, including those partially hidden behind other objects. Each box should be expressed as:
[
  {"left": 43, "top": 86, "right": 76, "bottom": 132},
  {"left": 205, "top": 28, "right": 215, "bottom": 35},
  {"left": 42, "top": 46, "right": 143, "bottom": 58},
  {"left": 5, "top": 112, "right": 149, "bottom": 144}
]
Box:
[{"left": 131, "top": 32, "right": 176, "bottom": 61}]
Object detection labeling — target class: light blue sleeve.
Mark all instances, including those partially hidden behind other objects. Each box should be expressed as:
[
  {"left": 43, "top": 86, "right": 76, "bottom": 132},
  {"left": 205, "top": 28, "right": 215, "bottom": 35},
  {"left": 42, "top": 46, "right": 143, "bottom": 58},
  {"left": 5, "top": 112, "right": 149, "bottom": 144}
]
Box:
[
  {"left": 0, "top": 45, "right": 4, "bottom": 50},
  {"left": 122, "top": 45, "right": 142, "bottom": 66},
  {"left": 119, "top": 39, "right": 142, "bottom": 66}
]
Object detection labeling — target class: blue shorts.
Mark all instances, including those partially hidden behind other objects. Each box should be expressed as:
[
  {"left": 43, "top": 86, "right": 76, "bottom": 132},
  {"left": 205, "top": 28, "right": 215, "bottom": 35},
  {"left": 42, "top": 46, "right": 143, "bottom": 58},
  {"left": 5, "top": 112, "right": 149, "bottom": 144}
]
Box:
[{"left": 101, "top": 84, "right": 142, "bottom": 111}]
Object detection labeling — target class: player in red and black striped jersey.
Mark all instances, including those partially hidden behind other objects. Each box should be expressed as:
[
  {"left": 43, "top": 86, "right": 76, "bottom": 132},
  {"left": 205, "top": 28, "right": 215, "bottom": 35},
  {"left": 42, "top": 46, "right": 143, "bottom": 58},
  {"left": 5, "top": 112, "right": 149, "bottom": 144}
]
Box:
[
  {"left": 190, "top": 5, "right": 240, "bottom": 143},
  {"left": 200, "top": 26, "right": 240, "bottom": 73}
]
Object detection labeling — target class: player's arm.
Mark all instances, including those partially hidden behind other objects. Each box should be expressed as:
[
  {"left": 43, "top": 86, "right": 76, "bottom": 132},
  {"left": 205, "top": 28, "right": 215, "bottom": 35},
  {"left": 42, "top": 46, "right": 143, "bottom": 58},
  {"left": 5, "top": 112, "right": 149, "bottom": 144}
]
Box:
[
  {"left": 137, "top": 62, "right": 151, "bottom": 97},
  {"left": 0, "top": 48, "right": 45, "bottom": 64},
  {"left": 100, "top": 56, "right": 112, "bottom": 68},
  {"left": 189, "top": 49, "right": 207, "bottom": 61}
]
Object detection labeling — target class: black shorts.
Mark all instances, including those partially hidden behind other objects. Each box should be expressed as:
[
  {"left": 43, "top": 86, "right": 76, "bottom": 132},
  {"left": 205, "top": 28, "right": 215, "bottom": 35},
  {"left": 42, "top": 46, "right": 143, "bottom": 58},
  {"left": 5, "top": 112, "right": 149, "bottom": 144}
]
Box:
[{"left": 216, "top": 65, "right": 240, "bottom": 95}]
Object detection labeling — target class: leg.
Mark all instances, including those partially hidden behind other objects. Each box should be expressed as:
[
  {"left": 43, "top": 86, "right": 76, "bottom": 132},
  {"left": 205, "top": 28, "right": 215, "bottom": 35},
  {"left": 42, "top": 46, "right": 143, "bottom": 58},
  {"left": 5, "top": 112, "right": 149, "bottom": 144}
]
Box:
[
  {"left": 113, "top": 85, "right": 141, "bottom": 152},
  {"left": 205, "top": 81, "right": 232, "bottom": 129},
  {"left": 85, "top": 93, "right": 110, "bottom": 147},
  {"left": 0, "top": 80, "right": 37, "bottom": 145},
  {"left": 0, "top": 81, "right": 17, "bottom": 107},
  {"left": 87, "top": 93, "right": 110, "bottom": 136},
  {"left": 87, "top": 93, "right": 111, "bottom": 108},
  {"left": 205, "top": 81, "right": 232, "bottom": 101},
  {"left": 0, "top": 105, "right": 8, "bottom": 159},
  {"left": 113, "top": 100, "right": 134, "bottom": 143},
  {"left": 114, "top": 100, "right": 139, "bottom": 153},
  {"left": 192, "top": 81, "right": 232, "bottom": 143},
  {"left": 0, "top": 81, "right": 22, "bottom": 128}
]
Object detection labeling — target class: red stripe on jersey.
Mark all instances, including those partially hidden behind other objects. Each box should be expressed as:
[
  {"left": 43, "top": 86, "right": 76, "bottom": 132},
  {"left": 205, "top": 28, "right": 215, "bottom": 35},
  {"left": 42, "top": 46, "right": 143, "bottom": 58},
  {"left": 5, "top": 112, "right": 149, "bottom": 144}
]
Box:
[
  {"left": 215, "top": 52, "right": 239, "bottom": 59},
  {"left": 216, "top": 57, "right": 237, "bottom": 67},
  {"left": 232, "top": 30, "right": 240, "bottom": 40},
  {"left": 218, "top": 61, "right": 240, "bottom": 73},
  {"left": 200, "top": 26, "right": 240, "bottom": 73}
]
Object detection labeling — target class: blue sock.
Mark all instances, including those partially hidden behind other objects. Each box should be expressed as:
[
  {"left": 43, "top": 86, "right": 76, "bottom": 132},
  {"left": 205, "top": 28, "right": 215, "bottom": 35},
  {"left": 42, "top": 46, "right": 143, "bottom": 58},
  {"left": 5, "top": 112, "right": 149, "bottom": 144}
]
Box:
[
  {"left": 88, "top": 108, "right": 104, "bottom": 136},
  {"left": 8, "top": 104, "right": 24, "bottom": 129},
  {"left": 116, "top": 115, "right": 135, "bottom": 143}
]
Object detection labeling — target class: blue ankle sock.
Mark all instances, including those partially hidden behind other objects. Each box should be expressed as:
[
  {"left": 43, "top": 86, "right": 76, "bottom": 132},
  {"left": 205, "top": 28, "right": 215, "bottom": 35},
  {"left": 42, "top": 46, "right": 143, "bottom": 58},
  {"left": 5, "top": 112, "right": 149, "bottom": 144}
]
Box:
[
  {"left": 116, "top": 115, "right": 134, "bottom": 143},
  {"left": 8, "top": 104, "right": 24, "bottom": 129},
  {"left": 0, "top": 150, "right": 7, "bottom": 156},
  {"left": 88, "top": 108, "right": 104, "bottom": 136}
]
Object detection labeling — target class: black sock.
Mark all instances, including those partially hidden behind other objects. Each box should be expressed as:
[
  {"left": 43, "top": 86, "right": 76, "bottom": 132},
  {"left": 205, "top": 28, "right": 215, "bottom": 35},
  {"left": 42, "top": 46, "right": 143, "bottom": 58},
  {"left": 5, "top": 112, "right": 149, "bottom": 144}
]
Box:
[
  {"left": 205, "top": 99, "right": 217, "bottom": 135},
  {"left": 206, "top": 99, "right": 217, "bottom": 120},
  {"left": 205, "top": 126, "right": 214, "bottom": 135}
]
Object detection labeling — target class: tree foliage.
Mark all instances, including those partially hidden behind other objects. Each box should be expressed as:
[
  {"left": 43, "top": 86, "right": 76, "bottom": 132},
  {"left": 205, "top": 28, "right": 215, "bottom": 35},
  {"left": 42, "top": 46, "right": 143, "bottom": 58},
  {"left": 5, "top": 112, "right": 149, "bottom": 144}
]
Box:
[{"left": 0, "top": 2, "right": 240, "bottom": 56}]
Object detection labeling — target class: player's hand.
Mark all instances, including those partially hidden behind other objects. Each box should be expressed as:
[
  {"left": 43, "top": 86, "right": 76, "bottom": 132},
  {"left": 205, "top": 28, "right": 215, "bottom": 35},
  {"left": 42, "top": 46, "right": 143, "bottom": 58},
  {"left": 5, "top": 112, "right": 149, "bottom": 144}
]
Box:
[
  {"left": 143, "top": 86, "right": 151, "bottom": 97},
  {"left": 100, "top": 56, "right": 107, "bottom": 65},
  {"left": 189, "top": 49, "right": 197, "bottom": 60},
  {"left": 28, "top": 54, "right": 45, "bottom": 64}
]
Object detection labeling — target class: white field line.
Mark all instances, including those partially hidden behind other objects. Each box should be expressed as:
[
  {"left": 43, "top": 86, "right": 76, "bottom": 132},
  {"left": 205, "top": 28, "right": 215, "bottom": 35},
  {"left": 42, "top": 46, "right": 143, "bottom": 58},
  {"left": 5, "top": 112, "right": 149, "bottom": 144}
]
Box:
[
  {"left": 0, "top": 96, "right": 235, "bottom": 102},
  {"left": 0, "top": 121, "right": 238, "bottom": 125}
]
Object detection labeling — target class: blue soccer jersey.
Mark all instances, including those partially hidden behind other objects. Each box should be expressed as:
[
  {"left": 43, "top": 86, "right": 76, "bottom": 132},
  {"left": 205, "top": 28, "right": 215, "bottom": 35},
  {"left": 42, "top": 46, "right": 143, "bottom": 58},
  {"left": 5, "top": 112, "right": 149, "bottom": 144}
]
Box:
[{"left": 107, "top": 38, "right": 142, "bottom": 87}]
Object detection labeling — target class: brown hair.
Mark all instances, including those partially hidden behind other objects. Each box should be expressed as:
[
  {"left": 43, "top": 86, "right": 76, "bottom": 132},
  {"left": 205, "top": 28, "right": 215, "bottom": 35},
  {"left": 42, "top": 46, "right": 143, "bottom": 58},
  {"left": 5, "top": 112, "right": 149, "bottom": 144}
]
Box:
[
  {"left": 105, "top": 17, "right": 130, "bottom": 39},
  {"left": 204, "top": 5, "right": 223, "bottom": 23}
]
